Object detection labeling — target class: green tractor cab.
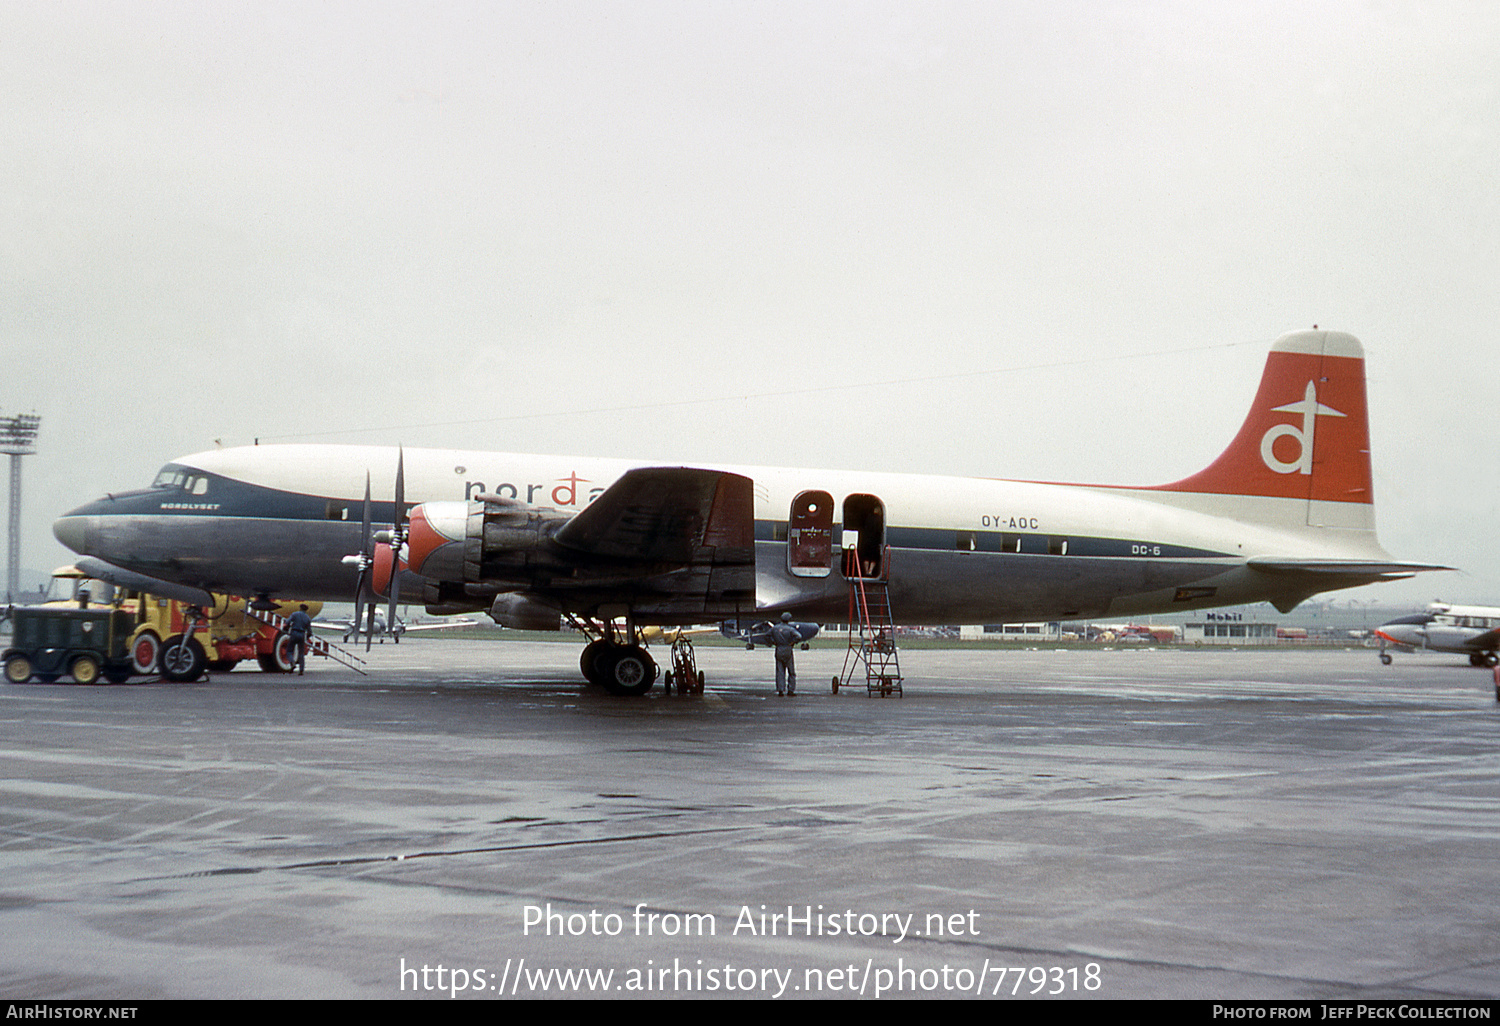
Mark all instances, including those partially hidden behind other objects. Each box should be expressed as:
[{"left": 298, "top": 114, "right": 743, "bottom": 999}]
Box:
[{"left": 3, "top": 605, "right": 137, "bottom": 684}]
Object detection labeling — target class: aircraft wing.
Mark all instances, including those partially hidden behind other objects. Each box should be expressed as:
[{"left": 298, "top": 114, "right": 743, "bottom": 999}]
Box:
[
  {"left": 552, "top": 467, "right": 753, "bottom": 563},
  {"left": 1464, "top": 627, "right": 1500, "bottom": 652},
  {"left": 73, "top": 556, "right": 216, "bottom": 607},
  {"left": 397, "top": 618, "right": 478, "bottom": 632},
  {"left": 542, "top": 467, "right": 756, "bottom": 620}
]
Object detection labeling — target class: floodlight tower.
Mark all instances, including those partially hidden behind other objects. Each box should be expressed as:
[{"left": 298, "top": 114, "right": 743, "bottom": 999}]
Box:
[{"left": 1, "top": 412, "right": 42, "bottom": 603}]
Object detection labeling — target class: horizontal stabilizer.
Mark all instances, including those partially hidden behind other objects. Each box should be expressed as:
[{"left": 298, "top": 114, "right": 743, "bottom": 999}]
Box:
[{"left": 1247, "top": 556, "right": 1455, "bottom": 578}]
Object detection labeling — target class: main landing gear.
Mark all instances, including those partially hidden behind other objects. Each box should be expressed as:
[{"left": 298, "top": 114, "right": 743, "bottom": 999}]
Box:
[
  {"left": 580, "top": 637, "right": 657, "bottom": 696},
  {"left": 569, "top": 617, "right": 707, "bottom": 697},
  {"left": 571, "top": 616, "right": 658, "bottom": 696}
]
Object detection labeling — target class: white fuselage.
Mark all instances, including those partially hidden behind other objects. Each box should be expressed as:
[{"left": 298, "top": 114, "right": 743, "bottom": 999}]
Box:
[{"left": 54, "top": 443, "right": 1401, "bottom": 625}]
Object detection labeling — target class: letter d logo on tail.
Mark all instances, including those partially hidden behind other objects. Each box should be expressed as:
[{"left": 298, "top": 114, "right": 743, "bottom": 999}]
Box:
[
  {"left": 1153, "top": 330, "right": 1373, "bottom": 507},
  {"left": 1260, "top": 380, "right": 1347, "bottom": 476}
]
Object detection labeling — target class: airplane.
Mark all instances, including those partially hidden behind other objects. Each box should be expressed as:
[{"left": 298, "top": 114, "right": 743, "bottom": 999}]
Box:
[
  {"left": 1374, "top": 603, "right": 1500, "bottom": 667},
  {"left": 52, "top": 329, "right": 1450, "bottom": 696},
  {"left": 315, "top": 611, "right": 477, "bottom": 644},
  {"left": 722, "top": 619, "right": 821, "bottom": 649}
]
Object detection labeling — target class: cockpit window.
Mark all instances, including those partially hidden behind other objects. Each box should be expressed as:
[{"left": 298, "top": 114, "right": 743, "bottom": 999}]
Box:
[
  {"left": 150, "top": 466, "right": 209, "bottom": 495},
  {"left": 151, "top": 467, "right": 187, "bottom": 490}
]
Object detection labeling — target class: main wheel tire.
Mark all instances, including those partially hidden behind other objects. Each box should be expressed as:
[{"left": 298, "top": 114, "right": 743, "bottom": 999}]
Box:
[
  {"left": 598, "top": 645, "right": 656, "bottom": 697},
  {"left": 131, "top": 631, "right": 162, "bottom": 675},
  {"left": 69, "top": 654, "right": 101, "bottom": 685},
  {"left": 4, "top": 654, "right": 31, "bottom": 684},
  {"left": 161, "top": 637, "right": 207, "bottom": 682},
  {"left": 580, "top": 639, "right": 611, "bottom": 684}
]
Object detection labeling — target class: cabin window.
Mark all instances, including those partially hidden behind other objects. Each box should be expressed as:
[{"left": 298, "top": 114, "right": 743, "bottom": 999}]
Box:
[
  {"left": 326, "top": 501, "right": 349, "bottom": 521},
  {"left": 1048, "top": 537, "right": 1068, "bottom": 555},
  {"left": 1002, "top": 534, "right": 1022, "bottom": 553},
  {"left": 956, "top": 531, "right": 976, "bottom": 551}
]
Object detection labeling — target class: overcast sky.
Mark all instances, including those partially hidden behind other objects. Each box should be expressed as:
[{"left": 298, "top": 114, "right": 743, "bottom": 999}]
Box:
[{"left": 3, "top": 0, "right": 1496, "bottom": 607}]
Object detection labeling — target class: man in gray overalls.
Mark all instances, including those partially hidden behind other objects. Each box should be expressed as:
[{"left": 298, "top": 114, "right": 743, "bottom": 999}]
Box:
[
  {"left": 769, "top": 612, "right": 802, "bottom": 696},
  {"left": 286, "top": 604, "right": 314, "bottom": 675}
]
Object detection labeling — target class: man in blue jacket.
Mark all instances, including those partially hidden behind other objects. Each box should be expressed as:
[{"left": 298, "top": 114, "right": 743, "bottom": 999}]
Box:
[{"left": 286, "top": 604, "right": 314, "bottom": 675}]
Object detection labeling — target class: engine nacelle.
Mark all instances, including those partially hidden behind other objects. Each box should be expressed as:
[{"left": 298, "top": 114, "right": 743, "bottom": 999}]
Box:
[
  {"left": 404, "top": 499, "right": 570, "bottom": 585},
  {"left": 487, "top": 592, "right": 562, "bottom": 631}
]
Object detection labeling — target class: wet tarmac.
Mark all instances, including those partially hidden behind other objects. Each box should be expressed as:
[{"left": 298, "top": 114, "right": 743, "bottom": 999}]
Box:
[{"left": 1, "top": 640, "right": 1497, "bottom": 1000}]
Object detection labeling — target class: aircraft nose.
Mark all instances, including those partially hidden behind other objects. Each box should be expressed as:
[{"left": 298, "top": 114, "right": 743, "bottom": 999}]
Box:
[{"left": 53, "top": 513, "right": 94, "bottom": 555}]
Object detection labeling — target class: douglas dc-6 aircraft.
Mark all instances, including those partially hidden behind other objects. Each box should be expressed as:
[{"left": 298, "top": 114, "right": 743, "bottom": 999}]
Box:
[{"left": 54, "top": 330, "right": 1447, "bottom": 694}]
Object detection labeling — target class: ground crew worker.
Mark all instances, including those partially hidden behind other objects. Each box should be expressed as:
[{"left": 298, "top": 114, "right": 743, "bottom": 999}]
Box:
[
  {"left": 769, "top": 612, "right": 802, "bottom": 696},
  {"left": 286, "top": 604, "right": 314, "bottom": 675}
]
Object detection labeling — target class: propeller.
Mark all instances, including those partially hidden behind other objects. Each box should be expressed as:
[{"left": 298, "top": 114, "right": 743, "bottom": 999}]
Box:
[
  {"left": 343, "top": 472, "right": 376, "bottom": 650},
  {"left": 387, "top": 449, "right": 406, "bottom": 644},
  {"left": 343, "top": 451, "right": 406, "bottom": 651},
  {"left": 366, "top": 448, "right": 408, "bottom": 648}
]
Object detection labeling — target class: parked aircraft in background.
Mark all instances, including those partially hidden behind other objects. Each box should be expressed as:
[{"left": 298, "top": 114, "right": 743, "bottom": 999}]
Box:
[
  {"left": 1374, "top": 603, "right": 1500, "bottom": 667},
  {"left": 722, "top": 619, "right": 821, "bottom": 649},
  {"left": 53, "top": 330, "right": 1448, "bottom": 695},
  {"left": 316, "top": 612, "right": 477, "bottom": 644}
]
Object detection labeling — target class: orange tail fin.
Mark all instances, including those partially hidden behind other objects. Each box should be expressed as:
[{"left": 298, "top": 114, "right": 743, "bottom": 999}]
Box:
[{"left": 1153, "top": 330, "right": 1372, "bottom": 506}]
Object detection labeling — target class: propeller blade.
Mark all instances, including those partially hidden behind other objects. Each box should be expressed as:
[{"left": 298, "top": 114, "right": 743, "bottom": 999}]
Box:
[
  {"left": 352, "top": 471, "right": 373, "bottom": 642},
  {"left": 388, "top": 448, "right": 405, "bottom": 641},
  {"left": 361, "top": 473, "right": 372, "bottom": 556},
  {"left": 394, "top": 447, "right": 405, "bottom": 529},
  {"left": 366, "top": 591, "right": 377, "bottom": 652}
]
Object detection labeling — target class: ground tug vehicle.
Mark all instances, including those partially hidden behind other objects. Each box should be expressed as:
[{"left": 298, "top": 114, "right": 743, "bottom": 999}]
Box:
[
  {"left": 3, "top": 604, "right": 136, "bottom": 684},
  {"left": 3, "top": 568, "right": 343, "bottom": 683}
]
